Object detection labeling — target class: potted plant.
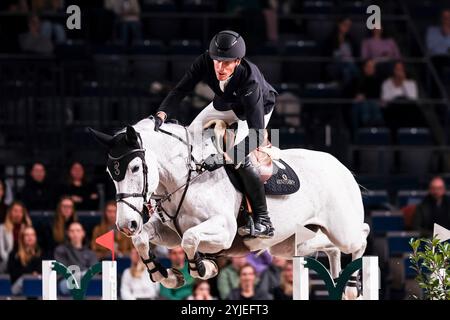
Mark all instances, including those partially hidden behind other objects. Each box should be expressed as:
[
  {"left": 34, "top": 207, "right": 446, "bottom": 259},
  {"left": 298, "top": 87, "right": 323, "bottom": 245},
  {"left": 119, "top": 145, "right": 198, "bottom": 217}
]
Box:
[{"left": 409, "top": 237, "right": 450, "bottom": 300}]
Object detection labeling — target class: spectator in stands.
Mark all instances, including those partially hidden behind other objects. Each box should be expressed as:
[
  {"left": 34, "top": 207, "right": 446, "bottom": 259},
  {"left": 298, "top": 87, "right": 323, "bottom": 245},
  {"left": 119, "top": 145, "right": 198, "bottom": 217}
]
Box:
[
  {"left": 381, "top": 61, "right": 421, "bottom": 131},
  {"left": 54, "top": 222, "right": 98, "bottom": 294},
  {"left": 0, "top": 178, "right": 14, "bottom": 206},
  {"left": 361, "top": 27, "right": 401, "bottom": 62},
  {"left": 381, "top": 61, "right": 418, "bottom": 103},
  {"left": 262, "top": 0, "right": 279, "bottom": 43},
  {"left": 4, "top": 0, "right": 28, "bottom": 11},
  {"left": 120, "top": 248, "right": 160, "bottom": 300},
  {"left": 257, "top": 256, "right": 286, "bottom": 299},
  {"left": 187, "top": 279, "right": 217, "bottom": 300},
  {"left": 52, "top": 196, "right": 78, "bottom": 246},
  {"left": 272, "top": 260, "right": 293, "bottom": 300},
  {"left": 19, "top": 162, "right": 55, "bottom": 211},
  {"left": 326, "top": 17, "right": 359, "bottom": 89},
  {"left": 0, "top": 179, "right": 8, "bottom": 223},
  {"left": 273, "top": 90, "right": 302, "bottom": 127},
  {"left": 105, "top": 0, "right": 142, "bottom": 45},
  {"left": 31, "top": 0, "right": 67, "bottom": 44},
  {"left": 19, "top": 14, "right": 54, "bottom": 54},
  {"left": 0, "top": 201, "right": 32, "bottom": 273},
  {"left": 227, "top": 264, "right": 271, "bottom": 300},
  {"left": 217, "top": 255, "right": 247, "bottom": 300},
  {"left": 426, "top": 9, "right": 450, "bottom": 56},
  {"left": 62, "top": 162, "right": 99, "bottom": 210},
  {"left": 159, "top": 246, "right": 194, "bottom": 300},
  {"left": 352, "top": 59, "right": 383, "bottom": 130},
  {"left": 54, "top": 221, "right": 97, "bottom": 267},
  {"left": 7, "top": 226, "right": 42, "bottom": 295},
  {"left": 413, "top": 176, "right": 450, "bottom": 236},
  {"left": 247, "top": 250, "right": 272, "bottom": 275},
  {"left": 91, "top": 201, "right": 132, "bottom": 260}
]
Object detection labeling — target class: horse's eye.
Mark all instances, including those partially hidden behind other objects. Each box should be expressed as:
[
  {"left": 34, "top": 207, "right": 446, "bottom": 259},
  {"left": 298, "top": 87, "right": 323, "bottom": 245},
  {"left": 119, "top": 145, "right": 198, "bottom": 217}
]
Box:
[{"left": 131, "top": 166, "right": 139, "bottom": 173}]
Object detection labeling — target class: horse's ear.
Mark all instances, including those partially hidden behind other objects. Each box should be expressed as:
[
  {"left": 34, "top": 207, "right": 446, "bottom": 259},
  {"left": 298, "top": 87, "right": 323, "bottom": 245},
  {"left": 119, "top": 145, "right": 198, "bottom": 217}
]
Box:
[
  {"left": 125, "top": 126, "right": 138, "bottom": 146},
  {"left": 88, "top": 128, "right": 114, "bottom": 148}
]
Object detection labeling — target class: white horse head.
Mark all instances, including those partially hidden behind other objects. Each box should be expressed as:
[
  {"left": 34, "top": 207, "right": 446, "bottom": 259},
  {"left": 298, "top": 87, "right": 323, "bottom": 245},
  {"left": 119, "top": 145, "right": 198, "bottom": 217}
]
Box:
[{"left": 90, "top": 124, "right": 159, "bottom": 237}]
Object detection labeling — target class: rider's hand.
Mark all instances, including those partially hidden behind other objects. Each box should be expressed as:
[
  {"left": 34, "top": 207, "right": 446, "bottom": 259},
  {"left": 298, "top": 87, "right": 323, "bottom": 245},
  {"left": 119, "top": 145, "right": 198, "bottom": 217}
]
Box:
[
  {"left": 201, "top": 153, "right": 226, "bottom": 172},
  {"left": 154, "top": 111, "right": 166, "bottom": 131}
]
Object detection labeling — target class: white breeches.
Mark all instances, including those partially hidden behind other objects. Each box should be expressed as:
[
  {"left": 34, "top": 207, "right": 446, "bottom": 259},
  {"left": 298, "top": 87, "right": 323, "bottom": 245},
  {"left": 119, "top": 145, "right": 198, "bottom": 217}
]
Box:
[{"left": 188, "top": 102, "right": 273, "bottom": 145}]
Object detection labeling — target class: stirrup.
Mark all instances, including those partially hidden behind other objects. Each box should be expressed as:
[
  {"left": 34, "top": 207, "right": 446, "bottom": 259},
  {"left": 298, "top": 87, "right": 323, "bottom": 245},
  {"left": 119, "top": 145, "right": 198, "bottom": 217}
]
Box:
[
  {"left": 238, "top": 216, "right": 255, "bottom": 237},
  {"left": 253, "top": 222, "right": 274, "bottom": 238},
  {"left": 238, "top": 218, "right": 274, "bottom": 239}
]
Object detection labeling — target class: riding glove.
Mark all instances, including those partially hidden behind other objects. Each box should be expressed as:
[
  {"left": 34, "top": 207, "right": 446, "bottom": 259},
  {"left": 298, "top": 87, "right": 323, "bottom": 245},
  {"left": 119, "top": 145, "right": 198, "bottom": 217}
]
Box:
[
  {"left": 153, "top": 112, "right": 166, "bottom": 131},
  {"left": 201, "top": 154, "right": 226, "bottom": 171}
]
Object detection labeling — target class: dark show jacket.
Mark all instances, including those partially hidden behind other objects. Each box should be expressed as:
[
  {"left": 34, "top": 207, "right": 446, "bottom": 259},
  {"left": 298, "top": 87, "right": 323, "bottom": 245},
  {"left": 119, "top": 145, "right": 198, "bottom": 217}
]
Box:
[{"left": 158, "top": 52, "right": 278, "bottom": 162}]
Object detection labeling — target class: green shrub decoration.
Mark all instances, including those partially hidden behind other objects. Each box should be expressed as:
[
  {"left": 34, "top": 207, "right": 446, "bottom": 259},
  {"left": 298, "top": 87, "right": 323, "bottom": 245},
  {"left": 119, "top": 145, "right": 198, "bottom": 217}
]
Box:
[{"left": 409, "top": 237, "right": 450, "bottom": 300}]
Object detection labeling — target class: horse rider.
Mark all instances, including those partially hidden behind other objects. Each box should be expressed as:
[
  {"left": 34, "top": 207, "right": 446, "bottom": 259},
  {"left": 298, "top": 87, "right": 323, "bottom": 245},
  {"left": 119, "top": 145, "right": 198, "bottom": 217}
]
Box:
[{"left": 152, "top": 30, "right": 277, "bottom": 239}]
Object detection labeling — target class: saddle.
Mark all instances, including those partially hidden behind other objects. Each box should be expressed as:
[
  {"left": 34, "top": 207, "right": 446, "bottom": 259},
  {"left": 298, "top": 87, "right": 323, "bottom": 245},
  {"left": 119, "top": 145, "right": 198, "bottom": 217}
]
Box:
[{"left": 203, "top": 119, "right": 300, "bottom": 196}]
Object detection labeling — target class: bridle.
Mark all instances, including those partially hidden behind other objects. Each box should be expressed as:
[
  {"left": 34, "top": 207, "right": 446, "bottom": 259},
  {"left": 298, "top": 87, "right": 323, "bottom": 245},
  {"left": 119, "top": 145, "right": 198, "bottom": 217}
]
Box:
[
  {"left": 111, "top": 133, "right": 151, "bottom": 224},
  {"left": 111, "top": 119, "right": 205, "bottom": 236}
]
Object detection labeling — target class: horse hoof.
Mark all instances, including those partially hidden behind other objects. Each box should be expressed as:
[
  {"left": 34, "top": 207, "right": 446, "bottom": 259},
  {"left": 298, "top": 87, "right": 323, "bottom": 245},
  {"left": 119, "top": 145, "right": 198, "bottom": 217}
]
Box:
[
  {"left": 160, "top": 268, "right": 186, "bottom": 289},
  {"left": 200, "top": 259, "right": 219, "bottom": 280},
  {"left": 171, "top": 268, "right": 186, "bottom": 288},
  {"left": 189, "top": 259, "right": 219, "bottom": 280},
  {"left": 343, "top": 287, "right": 360, "bottom": 300}
]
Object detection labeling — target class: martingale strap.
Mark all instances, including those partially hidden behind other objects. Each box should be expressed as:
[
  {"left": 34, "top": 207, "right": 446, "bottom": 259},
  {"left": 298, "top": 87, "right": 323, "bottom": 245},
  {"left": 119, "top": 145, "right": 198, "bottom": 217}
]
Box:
[{"left": 151, "top": 125, "right": 203, "bottom": 237}]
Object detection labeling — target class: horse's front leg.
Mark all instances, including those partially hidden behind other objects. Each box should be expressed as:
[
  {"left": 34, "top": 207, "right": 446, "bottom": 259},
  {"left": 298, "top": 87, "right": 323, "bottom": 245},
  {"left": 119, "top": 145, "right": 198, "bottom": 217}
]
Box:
[
  {"left": 132, "top": 220, "right": 184, "bottom": 289},
  {"left": 181, "top": 215, "right": 235, "bottom": 280}
]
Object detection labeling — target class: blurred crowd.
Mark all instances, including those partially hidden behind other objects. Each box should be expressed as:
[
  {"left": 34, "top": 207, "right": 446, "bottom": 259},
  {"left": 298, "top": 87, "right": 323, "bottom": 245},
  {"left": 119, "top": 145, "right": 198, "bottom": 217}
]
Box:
[
  {"left": 0, "top": 160, "right": 297, "bottom": 300},
  {"left": 1, "top": 1, "right": 449, "bottom": 138}
]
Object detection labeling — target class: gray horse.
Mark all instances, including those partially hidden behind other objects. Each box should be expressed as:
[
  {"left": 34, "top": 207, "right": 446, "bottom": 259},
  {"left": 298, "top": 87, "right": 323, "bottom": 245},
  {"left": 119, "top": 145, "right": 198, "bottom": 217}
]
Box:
[{"left": 91, "top": 118, "right": 369, "bottom": 298}]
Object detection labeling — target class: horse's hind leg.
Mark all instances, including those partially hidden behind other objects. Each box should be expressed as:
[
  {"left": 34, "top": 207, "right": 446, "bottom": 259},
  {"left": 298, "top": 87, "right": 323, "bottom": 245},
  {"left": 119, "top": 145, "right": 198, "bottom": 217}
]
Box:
[
  {"left": 269, "top": 232, "right": 342, "bottom": 279},
  {"left": 343, "top": 223, "right": 370, "bottom": 300},
  {"left": 297, "top": 232, "right": 342, "bottom": 280},
  {"left": 324, "top": 247, "right": 342, "bottom": 281},
  {"left": 132, "top": 218, "right": 185, "bottom": 289},
  {"left": 181, "top": 215, "right": 234, "bottom": 280}
]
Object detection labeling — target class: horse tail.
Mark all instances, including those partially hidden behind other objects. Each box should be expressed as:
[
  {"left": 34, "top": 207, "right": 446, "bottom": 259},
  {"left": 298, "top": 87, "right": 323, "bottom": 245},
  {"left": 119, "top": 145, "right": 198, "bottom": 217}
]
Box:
[{"left": 348, "top": 170, "right": 370, "bottom": 196}]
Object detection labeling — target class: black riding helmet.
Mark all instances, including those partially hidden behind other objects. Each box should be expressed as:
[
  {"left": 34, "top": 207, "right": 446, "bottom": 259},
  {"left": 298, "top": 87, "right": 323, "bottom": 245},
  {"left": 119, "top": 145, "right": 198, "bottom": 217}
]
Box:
[{"left": 209, "top": 30, "right": 246, "bottom": 61}]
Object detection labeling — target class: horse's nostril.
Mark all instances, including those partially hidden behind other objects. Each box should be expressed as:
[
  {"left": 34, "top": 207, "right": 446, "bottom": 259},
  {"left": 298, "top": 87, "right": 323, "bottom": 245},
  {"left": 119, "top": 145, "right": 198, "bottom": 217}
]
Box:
[{"left": 130, "top": 220, "right": 138, "bottom": 230}]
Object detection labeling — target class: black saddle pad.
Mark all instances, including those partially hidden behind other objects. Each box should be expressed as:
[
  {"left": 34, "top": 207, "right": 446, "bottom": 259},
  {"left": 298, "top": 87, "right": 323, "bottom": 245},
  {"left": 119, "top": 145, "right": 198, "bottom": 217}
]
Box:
[
  {"left": 225, "top": 159, "right": 300, "bottom": 196},
  {"left": 264, "top": 159, "right": 300, "bottom": 195}
]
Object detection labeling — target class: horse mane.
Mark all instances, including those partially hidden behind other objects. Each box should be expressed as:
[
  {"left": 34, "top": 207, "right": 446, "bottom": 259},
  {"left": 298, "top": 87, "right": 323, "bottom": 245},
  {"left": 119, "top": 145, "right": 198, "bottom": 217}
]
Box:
[
  {"left": 133, "top": 118, "right": 187, "bottom": 136},
  {"left": 112, "top": 118, "right": 187, "bottom": 139}
]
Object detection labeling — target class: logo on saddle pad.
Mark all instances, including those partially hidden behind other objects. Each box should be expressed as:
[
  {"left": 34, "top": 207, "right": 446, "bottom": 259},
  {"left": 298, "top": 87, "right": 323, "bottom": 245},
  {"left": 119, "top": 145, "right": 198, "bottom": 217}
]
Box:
[{"left": 276, "top": 174, "right": 296, "bottom": 186}]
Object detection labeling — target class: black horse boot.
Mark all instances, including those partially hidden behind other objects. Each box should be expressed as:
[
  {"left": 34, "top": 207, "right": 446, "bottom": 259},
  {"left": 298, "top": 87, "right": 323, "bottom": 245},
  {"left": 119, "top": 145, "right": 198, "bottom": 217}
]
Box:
[{"left": 236, "top": 156, "right": 274, "bottom": 238}]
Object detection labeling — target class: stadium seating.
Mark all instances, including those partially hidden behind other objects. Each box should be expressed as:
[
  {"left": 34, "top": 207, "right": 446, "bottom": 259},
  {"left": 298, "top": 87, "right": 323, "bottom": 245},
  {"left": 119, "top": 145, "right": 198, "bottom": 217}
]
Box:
[
  {"left": 370, "top": 210, "right": 405, "bottom": 236},
  {"left": 354, "top": 127, "right": 393, "bottom": 174},
  {"left": 397, "top": 128, "right": 434, "bottom": 176},
  {"left": 386, "top": 231, "right": 420, "bottom": 257},
  {"left": 397, "top": 190, "right": 427, "bottom": 208},
  {"left": 362, "top": 190, "right": 390, "bottom": 210},
  {"left": 22, "top": 275, "right": 42, "bottom": 298},
  {"left": 0, "top": 275, "right": 12, "bottom": 297}
]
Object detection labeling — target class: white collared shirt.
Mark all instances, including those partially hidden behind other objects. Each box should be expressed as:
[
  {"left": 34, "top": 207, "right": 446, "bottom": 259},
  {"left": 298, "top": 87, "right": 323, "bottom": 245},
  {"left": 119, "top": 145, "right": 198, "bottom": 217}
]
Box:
[{"left": 219, "top": 76, "right": 232, "bottom": 92}]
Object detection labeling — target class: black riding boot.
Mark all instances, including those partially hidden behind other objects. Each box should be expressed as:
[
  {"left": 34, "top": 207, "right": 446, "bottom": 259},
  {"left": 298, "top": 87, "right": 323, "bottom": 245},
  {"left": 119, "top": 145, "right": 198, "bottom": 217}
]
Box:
[{"left": 236, "top": 156, "right": 274, "bottom": 238}]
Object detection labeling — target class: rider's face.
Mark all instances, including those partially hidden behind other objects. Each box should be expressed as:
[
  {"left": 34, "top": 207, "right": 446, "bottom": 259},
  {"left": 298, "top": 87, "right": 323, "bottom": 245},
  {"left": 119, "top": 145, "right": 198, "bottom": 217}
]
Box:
[{"left": 213, "top": 59, "right": 240, "bottom": 81}]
